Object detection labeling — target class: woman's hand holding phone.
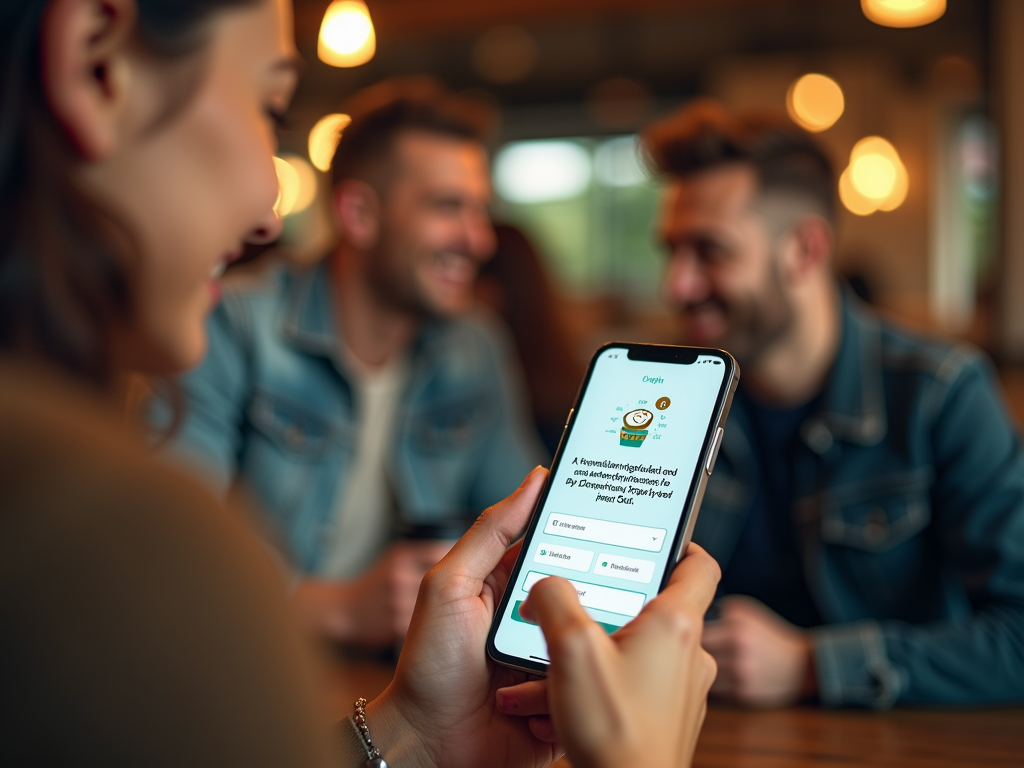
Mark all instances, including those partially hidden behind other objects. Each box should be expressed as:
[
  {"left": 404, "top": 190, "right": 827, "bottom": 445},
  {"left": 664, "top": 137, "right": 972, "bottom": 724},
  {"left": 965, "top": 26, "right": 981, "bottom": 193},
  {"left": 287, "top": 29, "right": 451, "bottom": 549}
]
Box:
[
  {"left": 363, "top": 466, "right": 720, "bottom": 768},
  {"left": 362, "top": 467, "right": 562, "bottom": 768},
  {"left": 497, "top": 544, "right": 720, "bottom": 768}
]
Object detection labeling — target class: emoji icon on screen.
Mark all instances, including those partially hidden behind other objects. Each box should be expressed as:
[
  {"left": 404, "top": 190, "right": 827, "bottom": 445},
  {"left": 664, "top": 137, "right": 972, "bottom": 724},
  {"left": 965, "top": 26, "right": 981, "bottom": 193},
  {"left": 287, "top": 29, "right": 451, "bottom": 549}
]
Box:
[{"left": 620, "top": 408, "right": 654, "bottom": 447}]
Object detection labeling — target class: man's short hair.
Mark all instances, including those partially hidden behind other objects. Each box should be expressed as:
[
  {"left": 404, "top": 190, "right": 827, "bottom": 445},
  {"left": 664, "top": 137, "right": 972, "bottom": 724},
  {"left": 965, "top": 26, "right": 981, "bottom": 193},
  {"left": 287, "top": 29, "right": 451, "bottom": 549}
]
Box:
[
  {"left": 642, "top": 98, "right": 836, "bottom": 224},
  {"left": 330, "top": 76, "right": 496, "bottom": 189}
]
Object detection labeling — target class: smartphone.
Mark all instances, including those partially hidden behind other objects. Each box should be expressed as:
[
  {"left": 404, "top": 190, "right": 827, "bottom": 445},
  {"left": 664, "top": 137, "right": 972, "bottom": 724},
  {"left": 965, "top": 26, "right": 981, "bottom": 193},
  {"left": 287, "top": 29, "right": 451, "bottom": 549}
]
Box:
[{"left": 486, "top": 342, "right": 739, "bottom": 674}]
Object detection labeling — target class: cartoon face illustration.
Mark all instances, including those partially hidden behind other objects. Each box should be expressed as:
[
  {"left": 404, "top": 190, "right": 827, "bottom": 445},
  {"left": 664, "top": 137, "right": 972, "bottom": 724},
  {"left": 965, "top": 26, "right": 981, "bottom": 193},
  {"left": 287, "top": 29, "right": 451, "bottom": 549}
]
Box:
[{"left": 623, "top": 408, "right": 654, "bottom": 430}]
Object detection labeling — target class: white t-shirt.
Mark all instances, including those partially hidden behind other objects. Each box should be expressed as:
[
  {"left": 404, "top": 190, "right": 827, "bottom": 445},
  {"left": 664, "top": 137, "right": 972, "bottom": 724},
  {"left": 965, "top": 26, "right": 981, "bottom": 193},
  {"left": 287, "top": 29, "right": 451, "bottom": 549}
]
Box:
[{"left": 319, "top": 352, "right": 407, "bottom": 579}]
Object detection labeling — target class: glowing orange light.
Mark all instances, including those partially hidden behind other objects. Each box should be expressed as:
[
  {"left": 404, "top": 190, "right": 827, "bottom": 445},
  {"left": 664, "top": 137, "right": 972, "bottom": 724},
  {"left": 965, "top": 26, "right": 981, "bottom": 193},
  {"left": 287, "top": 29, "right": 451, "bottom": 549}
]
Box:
[
  {"left": 839, "top": 136, "right": 909, "bottom": 215},
  {"left": 861, "top": 0, "right": 946, "bottom": 29},
  {"left": 273, "top": 156, "right": 299, "bottom": 217},
  {"left": 852, "top": 154, "right": 897, "bottom": 200},
  {"left": 786, "top": 74, "right": 845, "bottom": 133},
  {"left": 308, "top": 113, "right": 352, "bottom": 172},
  {"left": 877, "top": 163, "right": 909, "bottom": 211},
  {"left": 839, "top": 167, "right": 879, "bottom": 217},
  {"left": 318, "top": 1, "right": 375, "bottom": 68},
  {"left": 281, "top": 155, "right": 318, "bottom": 216}
]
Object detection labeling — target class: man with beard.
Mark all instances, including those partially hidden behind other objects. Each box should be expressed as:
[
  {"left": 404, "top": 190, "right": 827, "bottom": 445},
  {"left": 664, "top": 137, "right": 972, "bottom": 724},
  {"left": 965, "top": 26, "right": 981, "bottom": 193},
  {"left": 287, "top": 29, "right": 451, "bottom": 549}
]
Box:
[
  {"left": 642, "top": 100, "right": 1024, "bottom": 709},
  {"left": 155, "top": 78, "right": 543, "bottom": 648}
]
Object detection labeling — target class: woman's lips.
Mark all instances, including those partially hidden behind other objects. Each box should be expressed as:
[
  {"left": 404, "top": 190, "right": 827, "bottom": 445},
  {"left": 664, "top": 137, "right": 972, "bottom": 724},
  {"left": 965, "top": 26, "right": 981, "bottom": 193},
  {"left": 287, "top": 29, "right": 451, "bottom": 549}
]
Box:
[
  {"left": 209, "top": 250, "right": 243, "bottom": 280},
  {"left": 207, "top": 251, "right": 242, "bottom": 302}
]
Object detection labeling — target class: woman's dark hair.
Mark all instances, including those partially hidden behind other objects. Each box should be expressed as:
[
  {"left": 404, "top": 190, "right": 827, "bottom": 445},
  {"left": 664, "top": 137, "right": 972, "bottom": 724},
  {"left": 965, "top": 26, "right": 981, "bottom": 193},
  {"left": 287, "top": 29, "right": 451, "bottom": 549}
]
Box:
[{"left": 0, "top": 0, "right": 257, "bottom": 387}]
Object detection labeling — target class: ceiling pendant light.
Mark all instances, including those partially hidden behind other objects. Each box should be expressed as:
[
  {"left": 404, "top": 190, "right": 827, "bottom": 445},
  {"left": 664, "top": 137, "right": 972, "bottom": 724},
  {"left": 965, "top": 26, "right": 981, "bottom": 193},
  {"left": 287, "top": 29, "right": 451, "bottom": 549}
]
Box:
[
  {"left": 318, "top": 0, "right": 376, "bottom": 68},
  {"left": 861, "top": 0, "right": 946, "bottom": 29}
]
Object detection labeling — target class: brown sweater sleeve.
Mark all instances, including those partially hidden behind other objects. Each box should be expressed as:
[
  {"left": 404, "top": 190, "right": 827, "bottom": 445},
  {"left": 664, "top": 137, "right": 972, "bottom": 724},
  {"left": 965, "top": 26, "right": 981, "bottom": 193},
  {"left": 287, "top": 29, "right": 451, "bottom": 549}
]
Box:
[{"left": 0, "top": 368, "right": 341, "bottom": 766}]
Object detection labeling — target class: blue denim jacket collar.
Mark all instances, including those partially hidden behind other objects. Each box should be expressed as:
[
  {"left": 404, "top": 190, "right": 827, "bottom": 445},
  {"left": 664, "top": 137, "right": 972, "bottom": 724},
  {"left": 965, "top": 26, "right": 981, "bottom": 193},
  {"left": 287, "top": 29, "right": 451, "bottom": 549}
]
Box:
[
  {"left": 278, "top": 258, "right": 447, "bottom": 376},
  {"left": 814, "top": 292, "right": 888, "bottom": 447},
  {"left": 720, "top": 289, "right": 887, "bottom": 470},
  {"left": 711, "top": 291, "right": 887, "bottom": 520},
  {"left": 281, "top": 260, "right": 338, "bottom": 360}
]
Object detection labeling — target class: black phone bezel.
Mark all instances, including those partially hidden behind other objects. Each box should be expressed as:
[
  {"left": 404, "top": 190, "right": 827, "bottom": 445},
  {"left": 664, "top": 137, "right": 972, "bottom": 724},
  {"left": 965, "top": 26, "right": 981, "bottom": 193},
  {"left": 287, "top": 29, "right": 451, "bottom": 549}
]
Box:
[{"left": 485, "top": 341, "right": 739, "bottom": 675}]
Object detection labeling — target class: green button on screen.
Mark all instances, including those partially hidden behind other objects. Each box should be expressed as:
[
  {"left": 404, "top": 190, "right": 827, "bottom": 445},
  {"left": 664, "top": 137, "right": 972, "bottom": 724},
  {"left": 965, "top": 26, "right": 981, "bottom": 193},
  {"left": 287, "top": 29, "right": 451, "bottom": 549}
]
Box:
[{"left": 511, "top": 600, "right": 622, "bottom": 635}]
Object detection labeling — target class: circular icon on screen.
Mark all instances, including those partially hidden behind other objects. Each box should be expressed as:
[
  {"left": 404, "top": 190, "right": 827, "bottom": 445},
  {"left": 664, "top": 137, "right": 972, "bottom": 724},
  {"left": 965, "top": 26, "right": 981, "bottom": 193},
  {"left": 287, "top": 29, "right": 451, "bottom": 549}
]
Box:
[
  {"left": 620, "top": 408, "right": 654, "bottom": 447},
  {"left": 656, "top": 397, "right": 671, "bottom": 410},
  {"left": 623, "top": 409, "right": 654, "bottom": 429}
]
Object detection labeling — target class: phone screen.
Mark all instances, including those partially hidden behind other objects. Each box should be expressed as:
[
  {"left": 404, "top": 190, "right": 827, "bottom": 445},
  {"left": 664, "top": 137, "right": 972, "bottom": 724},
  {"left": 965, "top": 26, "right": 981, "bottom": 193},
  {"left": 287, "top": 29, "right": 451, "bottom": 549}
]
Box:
[{"left": 489, "top": 345, "right": 732, "bottom": 669}]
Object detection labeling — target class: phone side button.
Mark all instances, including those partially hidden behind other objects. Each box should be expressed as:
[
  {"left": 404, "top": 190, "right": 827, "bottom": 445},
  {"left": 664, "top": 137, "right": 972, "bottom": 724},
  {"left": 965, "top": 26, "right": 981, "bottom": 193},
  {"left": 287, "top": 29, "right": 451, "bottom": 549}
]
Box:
[
  {"left": 705, "top": 427, "right": 724, "bottom": 475},
  {"left": 564, "top": 408, "right": 574, "bottom": 429}
]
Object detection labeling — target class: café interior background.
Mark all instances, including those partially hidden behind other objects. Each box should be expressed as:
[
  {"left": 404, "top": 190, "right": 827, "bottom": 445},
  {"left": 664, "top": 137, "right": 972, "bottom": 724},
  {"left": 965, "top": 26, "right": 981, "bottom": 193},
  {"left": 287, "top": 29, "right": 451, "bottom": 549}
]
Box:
[{"left": 269, "top": 0, "right": 1024, "bottom": 415}]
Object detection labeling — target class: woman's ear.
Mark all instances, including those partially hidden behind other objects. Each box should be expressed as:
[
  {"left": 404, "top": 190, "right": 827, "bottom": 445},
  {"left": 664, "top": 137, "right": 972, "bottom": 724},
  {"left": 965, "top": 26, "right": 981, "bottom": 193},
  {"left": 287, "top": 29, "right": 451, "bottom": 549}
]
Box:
[
  {"left": 40, "top": 0, "right": 137, "bottom": 160},
  {"left": 332, "top": 179, "right": 382, "bottom": 251}
]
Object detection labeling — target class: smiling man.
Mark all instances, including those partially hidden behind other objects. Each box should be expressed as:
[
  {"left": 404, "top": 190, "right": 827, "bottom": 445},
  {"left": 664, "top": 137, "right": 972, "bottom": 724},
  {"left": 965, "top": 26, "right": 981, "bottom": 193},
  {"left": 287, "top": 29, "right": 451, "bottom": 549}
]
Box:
[
  {"left": 156, "top": 78, "right": 543, "bottom": 648},
  {"left": 643, "top": 99, "right": 1024, "bottom": 709}
]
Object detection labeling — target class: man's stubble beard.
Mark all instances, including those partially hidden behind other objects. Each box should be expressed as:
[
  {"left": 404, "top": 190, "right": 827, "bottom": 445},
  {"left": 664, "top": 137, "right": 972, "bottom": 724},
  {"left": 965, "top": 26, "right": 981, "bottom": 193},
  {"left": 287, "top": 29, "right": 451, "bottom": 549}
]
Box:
[
  {"left": 712, "top": 256, "right": 796, "bottom": 372},
  {"left": 364, "top": 239, "right": 435, "bottom": 321}
]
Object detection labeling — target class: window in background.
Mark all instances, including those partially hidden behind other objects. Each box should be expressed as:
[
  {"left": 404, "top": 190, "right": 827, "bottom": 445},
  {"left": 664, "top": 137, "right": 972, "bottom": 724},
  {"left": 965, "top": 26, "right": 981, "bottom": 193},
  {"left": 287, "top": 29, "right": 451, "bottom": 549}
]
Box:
[
  {"left": 930, "top": 110, "right": 999, "bottom": 332},
  {"left": 492, "top": 135, "right": 665, "bottom": 302},
  {"left": 961, "top": 114, "right": 998, "bottom": 282}
]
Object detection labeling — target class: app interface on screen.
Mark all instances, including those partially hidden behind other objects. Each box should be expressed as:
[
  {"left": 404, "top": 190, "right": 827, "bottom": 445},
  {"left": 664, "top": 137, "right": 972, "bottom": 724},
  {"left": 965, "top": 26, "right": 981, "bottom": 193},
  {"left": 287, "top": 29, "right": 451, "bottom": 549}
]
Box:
[{"left": 493, "top": 349, "right": 727, "bottom": 665}]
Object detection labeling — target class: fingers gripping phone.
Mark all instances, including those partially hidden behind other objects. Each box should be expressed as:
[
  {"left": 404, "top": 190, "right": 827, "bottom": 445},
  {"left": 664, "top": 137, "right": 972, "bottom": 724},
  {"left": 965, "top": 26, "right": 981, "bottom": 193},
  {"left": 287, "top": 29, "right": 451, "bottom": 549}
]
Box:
[{"left": 487, "top": 343, "right": 739, "bottom": 674}]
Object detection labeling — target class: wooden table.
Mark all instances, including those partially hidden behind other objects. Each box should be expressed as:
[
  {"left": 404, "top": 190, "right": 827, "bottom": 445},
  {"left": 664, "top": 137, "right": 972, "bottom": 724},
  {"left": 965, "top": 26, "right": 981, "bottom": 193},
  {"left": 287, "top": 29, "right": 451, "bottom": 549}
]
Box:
[
  {"left": 692, "top": 705, "right": 1023, "bottom": 768},
  {"left": 324, "top": 651, "right": 1024, "bottom": 767}
]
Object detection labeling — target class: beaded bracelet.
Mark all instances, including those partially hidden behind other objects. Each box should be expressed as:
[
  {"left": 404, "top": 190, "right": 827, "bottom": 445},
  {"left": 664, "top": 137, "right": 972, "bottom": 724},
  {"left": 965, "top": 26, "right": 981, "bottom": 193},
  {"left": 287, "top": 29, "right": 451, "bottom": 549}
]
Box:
[{"left": 350, "top": 697, "right": 388, "bottom": 768}]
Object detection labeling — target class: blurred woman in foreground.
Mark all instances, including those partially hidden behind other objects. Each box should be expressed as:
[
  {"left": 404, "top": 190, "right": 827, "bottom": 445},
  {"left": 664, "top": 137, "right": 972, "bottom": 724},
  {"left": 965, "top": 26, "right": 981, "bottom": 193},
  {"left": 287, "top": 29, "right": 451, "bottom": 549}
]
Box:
[{"left": 0, "top": 1, "right": 718, "bottom": 766}]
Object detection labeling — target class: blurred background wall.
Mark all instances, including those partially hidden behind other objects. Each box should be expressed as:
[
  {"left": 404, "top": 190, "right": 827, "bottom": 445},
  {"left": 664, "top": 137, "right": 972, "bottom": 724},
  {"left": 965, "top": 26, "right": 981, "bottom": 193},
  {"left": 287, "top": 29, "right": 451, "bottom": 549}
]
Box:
[{"left": 270, "top": 0, "right": 1024, "bottom": 381}]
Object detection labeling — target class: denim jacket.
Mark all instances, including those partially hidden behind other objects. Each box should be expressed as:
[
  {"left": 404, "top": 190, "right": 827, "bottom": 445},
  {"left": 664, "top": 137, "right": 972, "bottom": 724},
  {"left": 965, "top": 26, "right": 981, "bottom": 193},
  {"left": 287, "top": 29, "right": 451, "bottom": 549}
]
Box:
[
  {"left": 693, "top": 293, "right": 1024, "bottom": 708},
  {"left": 157, "top": 261, "right": 544, "bottom": 574}
]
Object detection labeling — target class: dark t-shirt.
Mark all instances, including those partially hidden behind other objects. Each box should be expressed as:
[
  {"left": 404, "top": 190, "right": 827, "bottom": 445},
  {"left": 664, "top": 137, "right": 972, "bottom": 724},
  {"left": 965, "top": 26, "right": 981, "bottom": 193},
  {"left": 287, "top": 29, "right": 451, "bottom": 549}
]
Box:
[{"left": 716, "top": 387, "right": 823, "bottom": 628}]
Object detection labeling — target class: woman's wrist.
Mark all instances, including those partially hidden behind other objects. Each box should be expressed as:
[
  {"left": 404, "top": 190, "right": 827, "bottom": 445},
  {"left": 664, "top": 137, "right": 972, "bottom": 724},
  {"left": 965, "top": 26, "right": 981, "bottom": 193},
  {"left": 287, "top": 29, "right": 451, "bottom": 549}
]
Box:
[{"left": 362, "top": 687, "right": 436, "bottom": 768}]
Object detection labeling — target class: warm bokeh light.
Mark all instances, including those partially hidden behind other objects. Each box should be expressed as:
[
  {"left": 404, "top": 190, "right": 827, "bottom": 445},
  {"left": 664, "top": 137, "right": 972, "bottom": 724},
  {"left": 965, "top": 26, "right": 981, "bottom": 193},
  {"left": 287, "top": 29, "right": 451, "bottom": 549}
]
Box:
[
  {"left": 472, "top": 25, "right": 539, "bottom": 84},
  {"left": 861, "top": 0, "right": 946, "bottom": 29},
  {"left": 839, "top": 136, "right": 909, "bottom": 215},
  {"left": 318, "top": 0, "right": 376, "bottom": 68},
  {"left": 786, "top": 73, "right": 844, "bottom": 132},
  {"left": 852, "top": 154, "right": 897, "bottom": 199},
  {"left": 930, "top": 55, "right": 980, "bottom": 98},
  {"left": 839, "top": 167, "right": 879, "bottom": 217},
  {"left": 877, "top": 159, "right": 909, "bottom": 211},
  {"left": 280, "top": 154, "right": 318, "bottom": 216},
  {"left": 273, "top": 156, "right": 299, "bottom": 217},
  {"left": 308, "top": 113, "right": 352, "bottom": 172}
]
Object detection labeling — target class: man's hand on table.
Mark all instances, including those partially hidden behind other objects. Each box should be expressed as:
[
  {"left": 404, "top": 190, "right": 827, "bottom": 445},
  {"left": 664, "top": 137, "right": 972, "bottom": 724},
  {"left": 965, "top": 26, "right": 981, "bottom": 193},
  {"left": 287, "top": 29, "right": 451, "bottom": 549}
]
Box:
[
  {"left": 702, "top": 596, "right": 817, "bottom": 708},
  {"left": 291, "top": 541, "right": 451, "bottom": 648}
]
